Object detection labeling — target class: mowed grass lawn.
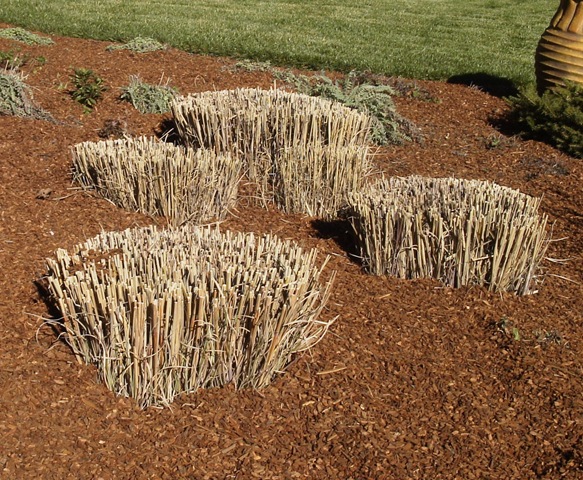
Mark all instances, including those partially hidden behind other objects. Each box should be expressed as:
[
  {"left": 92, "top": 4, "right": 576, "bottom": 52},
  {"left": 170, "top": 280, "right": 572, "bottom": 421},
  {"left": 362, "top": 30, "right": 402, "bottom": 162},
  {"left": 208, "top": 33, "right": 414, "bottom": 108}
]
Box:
[{"left": 0, "top": 0, "right": 556, "bottom": 85}]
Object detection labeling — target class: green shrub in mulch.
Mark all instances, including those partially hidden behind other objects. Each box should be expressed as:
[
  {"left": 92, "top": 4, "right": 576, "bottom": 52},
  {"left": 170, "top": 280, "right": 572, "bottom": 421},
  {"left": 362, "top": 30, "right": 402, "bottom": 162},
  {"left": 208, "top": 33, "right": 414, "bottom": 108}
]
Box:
[
  {"left": 68, "top": 68, "right": 107, "bottom": 112},
  {"left": 106, "top": 37, "right": 166, "bottom": 53},
  {"left": 0, "top": 70, "right": 53, "bottom": 120},
  {"left": 507, "top": 82, "right": 583, "bottom": 159},
  {"left": 120, "top": 75, "right": 178, "bottom": 114},
  {"left": 0, "top": 27, "right": 54, "bottom": 45}
]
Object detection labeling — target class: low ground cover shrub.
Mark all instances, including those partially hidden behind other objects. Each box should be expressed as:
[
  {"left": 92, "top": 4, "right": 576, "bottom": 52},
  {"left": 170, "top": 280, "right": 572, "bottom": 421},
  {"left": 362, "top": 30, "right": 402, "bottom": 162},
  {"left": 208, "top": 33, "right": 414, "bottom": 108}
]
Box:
[
  {"left": 106, "top": 37, "right": 166, "bottom": 53},
  {"left": 0, "top": 27, "right": 54, "bottom": 45},
  {"left": 43, "top": 225, "right": 335, "bottom": 407},
  {"left": 120, "top": 75, "right": 178, "bottom": 114},
  {"left": 72, "top": 136, "right": 241, "bottom": 225},
  {"left": 0, "top": 69, "right": 52, "bottom": 120},
  {"left": 507, "top": 82, "right": 583, "bottom": 159},
  {"left": 346, "top": 176, "right": 550, "bottom": 295}
]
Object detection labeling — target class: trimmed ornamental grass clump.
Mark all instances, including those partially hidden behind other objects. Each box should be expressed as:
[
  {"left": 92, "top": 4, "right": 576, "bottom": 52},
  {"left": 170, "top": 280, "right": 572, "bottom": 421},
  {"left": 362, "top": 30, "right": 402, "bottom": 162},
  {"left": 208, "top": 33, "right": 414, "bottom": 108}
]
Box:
[
  {"left": 274, "top": 70, "right": 417, "bottom": 146},
  {"left": 120, "top": 75, "right": 178, "bottom": 114},
  {"left": 0, "top": 70, "right": 52, "bottom": 120},
  {"left": 0, "top": 27, "right": 54, "bottom": 45},
  {"left": 507, "top": 82, "right": 583, "bottom": 159},
  {"left": 274, "top": 143, "right": 372, "bottom": 218},
  {"left": 43, "top": 225, "right": 335, "bottom": 407},
  {"left": 346, "top": 176, "right": 550, "bottom": 295},
  {"left": 171, "top": 88, "right": 372, "bottom": 216},
  {"left": 72, "top": 136, "right": 240, "bottom": 225}
]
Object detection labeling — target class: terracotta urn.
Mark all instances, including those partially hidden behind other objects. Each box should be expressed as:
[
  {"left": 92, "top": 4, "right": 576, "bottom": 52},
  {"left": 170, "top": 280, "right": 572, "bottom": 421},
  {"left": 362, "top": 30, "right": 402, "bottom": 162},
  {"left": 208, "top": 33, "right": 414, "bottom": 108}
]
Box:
[{"left": 535, "top": 0, "right": 583, "bottom": 93}]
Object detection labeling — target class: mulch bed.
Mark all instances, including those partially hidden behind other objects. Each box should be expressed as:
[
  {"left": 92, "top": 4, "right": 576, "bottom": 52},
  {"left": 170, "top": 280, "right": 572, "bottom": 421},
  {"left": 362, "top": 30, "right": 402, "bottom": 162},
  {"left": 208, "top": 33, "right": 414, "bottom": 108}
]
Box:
[{"left": 0, "top": 25, "right": 581, "bottom": 479}]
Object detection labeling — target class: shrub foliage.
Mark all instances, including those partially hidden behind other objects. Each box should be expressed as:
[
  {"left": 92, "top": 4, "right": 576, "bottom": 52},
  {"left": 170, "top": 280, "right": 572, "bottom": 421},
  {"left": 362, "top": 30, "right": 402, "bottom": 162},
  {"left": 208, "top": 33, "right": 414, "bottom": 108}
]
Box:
[
  {"left": 0, "top": 27, "right": 54, "bottom": 45},
  {"left": 120, "top": 75, "right": 178, "bottom": 114},
  {"left": 69, "top": 68, "right": 107, "bottom": 111},
  {"left": 43, "top": 225, "right": 335, "bottom": 407},
  {"left": 106, "top": 37, "right": 166, "bottom": 53},
  {"left": 0, "top": 70, "right": 52, "bottom": 120},
  {"left": 507, "top": 82, "right": 583, "bottom": 159}
]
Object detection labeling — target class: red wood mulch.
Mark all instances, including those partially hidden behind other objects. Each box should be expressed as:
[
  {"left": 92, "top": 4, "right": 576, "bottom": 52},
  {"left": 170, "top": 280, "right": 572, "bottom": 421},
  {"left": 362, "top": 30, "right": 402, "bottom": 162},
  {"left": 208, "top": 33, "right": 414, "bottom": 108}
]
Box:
[{"left": 0, "top": 25, "right": 581, "bottom": 479}]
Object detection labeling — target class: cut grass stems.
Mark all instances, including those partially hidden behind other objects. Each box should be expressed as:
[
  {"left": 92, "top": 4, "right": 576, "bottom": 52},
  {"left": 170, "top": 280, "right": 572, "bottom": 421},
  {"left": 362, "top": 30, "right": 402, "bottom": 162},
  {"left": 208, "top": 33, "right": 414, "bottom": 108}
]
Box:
[
  {"left": 0, "top": 1, "right": 556, "bottom": 86},
  {"left": 43, "top": 225, "right": 335, "bottom": 408}
]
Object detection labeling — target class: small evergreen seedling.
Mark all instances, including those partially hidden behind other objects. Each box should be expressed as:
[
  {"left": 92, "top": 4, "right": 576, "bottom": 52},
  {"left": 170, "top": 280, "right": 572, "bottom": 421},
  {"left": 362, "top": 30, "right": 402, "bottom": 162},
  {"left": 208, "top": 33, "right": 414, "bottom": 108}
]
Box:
[{"left": 69, "top": 68, "right": 107, "bottom": 111}]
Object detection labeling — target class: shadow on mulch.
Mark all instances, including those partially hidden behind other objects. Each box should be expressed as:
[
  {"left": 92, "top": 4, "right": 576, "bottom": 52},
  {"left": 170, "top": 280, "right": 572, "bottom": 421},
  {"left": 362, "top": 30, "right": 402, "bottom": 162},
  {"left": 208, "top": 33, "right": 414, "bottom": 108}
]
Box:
[
  {"left": 33, "top": 277, "right": 67, "bottom": 343},
  {"left": 310, "top": 218, "right": 362, "bottom": 265},
  {"left": 447, "top": 72, "right": 518, "bottom": 98},
  {"left": 155, "top": 117, "right": 183, "bottom": 145}
]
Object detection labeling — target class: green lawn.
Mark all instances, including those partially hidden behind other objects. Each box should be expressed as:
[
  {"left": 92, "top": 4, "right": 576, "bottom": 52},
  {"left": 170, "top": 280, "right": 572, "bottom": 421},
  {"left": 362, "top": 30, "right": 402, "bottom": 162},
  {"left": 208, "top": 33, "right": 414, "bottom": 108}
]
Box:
[{"left": 0, "top": 0, "right": 556, "bottom": 85}]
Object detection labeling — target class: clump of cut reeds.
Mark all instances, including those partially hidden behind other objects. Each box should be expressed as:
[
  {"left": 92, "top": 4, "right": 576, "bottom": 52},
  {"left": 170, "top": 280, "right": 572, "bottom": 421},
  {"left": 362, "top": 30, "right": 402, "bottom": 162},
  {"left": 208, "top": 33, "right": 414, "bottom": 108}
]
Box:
[
  {"left": 274, "top": 70, "right": 417, "bottom": 145},
  {"left": 43, "top": 225, "right": 335, "bottom": 408},
  {"left": 274, "top": 143, "right": 372, "bottom": 218},
  {"left": 171, "top": 87, "right": 372, "bottom": 211},
  {"left": 0, "top": 27, "right": 54, "bottom": 45},
  {"left": 106, "top": 37, "right": 166, "bottom": 53},
  {"left": 72, "top": 136, "right": 240, "bottom": 225},
  {"left": 346, "top": 176, "right": 550, "bottom": 295},
  {"left": 0, "top": 69, "right": 53, "bottom": 120},
  {"left": 120, "top": 75, "right": 178, "bottom": 114}
]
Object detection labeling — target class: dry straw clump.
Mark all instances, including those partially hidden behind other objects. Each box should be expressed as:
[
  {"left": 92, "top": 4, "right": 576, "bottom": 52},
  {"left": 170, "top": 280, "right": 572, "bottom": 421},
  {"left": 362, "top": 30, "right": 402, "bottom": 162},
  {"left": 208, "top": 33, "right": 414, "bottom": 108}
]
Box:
[
  {"left": 72, "top": 136, "right": 241, "bottom": 225},
  {"left": 346, "top": 176, "right": 550, "bottom": 295},
  {"left": 274, "top": 143, "right": 372, "bottom": 218},
  {"left": 44, "top": 225, "right": 335, "bottom": 408},
  {"left": 171, "top": 88, "right": 372, "bottom": 217}
]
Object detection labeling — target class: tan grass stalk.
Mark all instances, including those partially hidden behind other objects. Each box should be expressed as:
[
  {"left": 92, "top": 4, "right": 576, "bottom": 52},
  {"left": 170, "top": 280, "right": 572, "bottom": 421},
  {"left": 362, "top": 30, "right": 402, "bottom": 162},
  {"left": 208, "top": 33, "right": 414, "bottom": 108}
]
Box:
[
  {"left": 44, "top": 225, "right": 335, "bottom": 407},
  {"left": 274, "top": 143, "right": 372, "bottom": 218},
  {"left": 72, "top": 136, "right": 241, "bottom": 225},
  {"left": 346, "top": 176, "right": 550, "bottom": 295},
  {"left": 171, "top": 88, "right": 372, "bottom": 213}
]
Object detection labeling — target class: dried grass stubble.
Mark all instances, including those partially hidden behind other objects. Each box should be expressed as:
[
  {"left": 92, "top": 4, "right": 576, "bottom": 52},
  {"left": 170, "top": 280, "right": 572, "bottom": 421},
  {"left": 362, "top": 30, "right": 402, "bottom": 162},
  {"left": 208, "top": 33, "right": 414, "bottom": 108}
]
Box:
[
  {"left": 44, "top": 225, "right": 335, "bottom": 407},
  {"left": 347, "top": 176, "right": 550, "bottom": 295},
  {"left": 71, "top": 136, "right": 241, "bottom": 225},
  {"left": 171, "top": 88, "right": 373, "bottom": 216}
]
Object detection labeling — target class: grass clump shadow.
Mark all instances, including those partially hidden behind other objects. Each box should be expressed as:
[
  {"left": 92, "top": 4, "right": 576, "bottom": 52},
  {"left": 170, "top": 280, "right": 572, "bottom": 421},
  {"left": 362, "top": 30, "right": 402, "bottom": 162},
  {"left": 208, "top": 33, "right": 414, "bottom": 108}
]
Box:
[
  {"left": 506, "top": 82, "right": 583, "bottom": 159},
  {"left": 0, "top": 69, "right": 53, "bottom": 120},
  {"left": 120, "top": 75, "right": 178, "bottom": 114},
  {"left": 106, "top": 37, "right": 166, "bottom": 53},
  {"left": 0, "top": 27, "right": 54, "bottom": 45}
]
